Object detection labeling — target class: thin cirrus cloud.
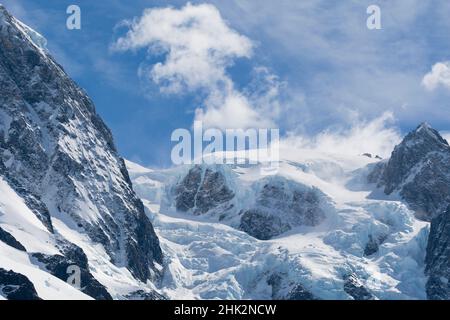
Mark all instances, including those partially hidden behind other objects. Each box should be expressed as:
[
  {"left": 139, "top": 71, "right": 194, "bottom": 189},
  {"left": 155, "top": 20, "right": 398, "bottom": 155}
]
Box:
[
  {"left": 112, "top": 2, "right": 278, "bottom": 130},
  {"left": 422, "top": 61, "right": 450, "bottom": 91}
]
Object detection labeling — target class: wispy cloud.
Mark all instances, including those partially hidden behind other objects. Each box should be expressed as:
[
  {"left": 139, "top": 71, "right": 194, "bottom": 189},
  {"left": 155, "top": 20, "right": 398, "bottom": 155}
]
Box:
[
  {"left": 208, "top": 0, "right": 450, "bottom": 133},
  {"left": 112, "top": 2, "right": 280, "bottom": 129},
  {"left": 282, "top": 112, "right": 401, "bottom": 159}
]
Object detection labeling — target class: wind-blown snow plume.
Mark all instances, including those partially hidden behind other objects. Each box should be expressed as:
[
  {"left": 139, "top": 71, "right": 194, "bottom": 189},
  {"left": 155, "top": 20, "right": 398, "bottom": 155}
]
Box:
[
  {"left": 282, "top": 112, "right": 401, "bottom": 159},
  {"left": 113, "top": 3, "right": 276, "bottom": 129}
]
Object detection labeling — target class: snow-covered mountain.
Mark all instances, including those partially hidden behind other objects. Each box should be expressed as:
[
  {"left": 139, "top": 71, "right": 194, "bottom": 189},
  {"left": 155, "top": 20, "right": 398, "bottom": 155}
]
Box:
[
  {"left": 126, "top": 123, "right": 450, "bottom": 299},
  {"left": 368, "top": 123, "right": 450, "bottom": 299},
  {"left": 126, "top": 136, "right": 436, "bottom": 300},
  {"left": 125, "top": 123, "right": 449, "bottom": 300},
  {"left": 0, "top": 5, "right": 448, "bottom": 300},
  {"left": 369, "top": 123, "right": 450, "bottom": 222},
  {"left": 0, "top": 5, "right": 162, "bottom": 300}
]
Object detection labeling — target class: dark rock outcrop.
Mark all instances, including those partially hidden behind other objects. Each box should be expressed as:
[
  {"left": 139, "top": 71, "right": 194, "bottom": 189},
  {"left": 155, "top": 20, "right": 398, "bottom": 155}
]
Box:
[
  {"left": 258, "top": 178, "right": 327, "bottom": 226},
  {"left": 174, "top": 167, "right": 330, "bottom": 240},
  {"left": 363, "top": 234, "right": 387, "bottom": 256},
  {"left": 370, "top": 123, "right": 450, "bottom": 221},
  {"left": 240, "top": 177, "right": 329, "bottom": 240},
  {"left": 0, "top": 226, "right": 26, "bottom": 251},
  {"left": 425, "top": 206, "right": 450, "bottom": 300},
  {"left": 0, "top": 268, "right": 41, "bottom": 300},
  {"left": 240, "top": 209, "right": 290, "bottom": 240},
  {"left": 175, "top": 165, "right": 235, "bottom": 215},
  {"left": 343, "top": 274, "right": 375, "bottom": 300},
  {"left": 126, "top": 289, "right": 167, "bottom": 300},
  {"left": 32, "top": 244, "right": 112, "bottom": 300},
  {"left": 268, "top": 273, "right": 317, "bottom": 300}
]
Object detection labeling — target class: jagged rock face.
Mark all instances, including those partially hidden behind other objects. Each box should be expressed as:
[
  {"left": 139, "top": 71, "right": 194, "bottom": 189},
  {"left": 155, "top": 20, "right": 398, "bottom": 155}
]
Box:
[
  {"left": 240, "top": 209, "right": 290, "bottom": 240},
  {"left": 267, "top": 273, "right": 317, "bottom": 300},
  {"left": 0, "top": 226, "right": 26, "bottom": 251},
  {"left": 425, "top": 206, "right": 450, "bottom": 300},
  {"left": 363, "top": 234, "right": 387, "bottom": 256},
  {"left": 0, "top": 160, "right": 53, "bottom": 232},
  {"left": 257, "top": 178, "right": 327, "bottom": 226},
  {"left": 369, "top": 123, "right": 450, "bottom": 300},
  {"left": 343, "top": 274, "right": 374, "bottom": 300},
  {"left": 32, "top": 244, "right": 112, "bottom": 300},
  {"left": 381, "top": 124, "right": 449, "bottom": 193},
  {"left": 373, "top": 123, "right": 450, "bottom": 221},
  {"left": 0, "top": 268, "right": 41, "bottom": 300},
  {"left": 126, "top": 289, "right": 167, "bottom": 300},
  {"left": 240, "top": 177, "right": 329, "bottom": 240},
  {"left": 0, "top": 6, "right": 162, "bottom": 282},
  {"left": 173, "top": 166, "right": 329, "bottom": 240},
  {"left": 175, "top": 166, "right": 235, "bottom": 215}
]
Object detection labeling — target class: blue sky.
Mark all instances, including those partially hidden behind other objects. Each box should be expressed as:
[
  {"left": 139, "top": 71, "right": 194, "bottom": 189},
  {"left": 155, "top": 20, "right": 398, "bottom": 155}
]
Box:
[{"left": 3, "top": 0, "right": 450, "bottom": 166}]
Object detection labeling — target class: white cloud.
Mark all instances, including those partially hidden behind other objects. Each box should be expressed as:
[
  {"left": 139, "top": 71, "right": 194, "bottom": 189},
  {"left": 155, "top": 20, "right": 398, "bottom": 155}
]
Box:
[
  {"left": 114, "top": 2, "right": 252, "bottom": 93},
  {"left": 282, "top": 112, "right": 401, "bottom": 159},
  {"left": 210, "top": 0, "right": 450, "bottom": 133},
  {"left": 422, "top": 61, "right": 450, "bottom": 91},
  {"left": 113, "top": 3, "right": 276, "bottom": 129},
  {"left": 195, "top": 91, "right": 273, "bottom": 129}
]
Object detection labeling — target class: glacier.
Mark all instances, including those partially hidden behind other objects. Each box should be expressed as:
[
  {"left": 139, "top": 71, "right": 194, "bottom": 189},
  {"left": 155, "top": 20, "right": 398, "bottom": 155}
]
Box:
[{"left": 126, "top": 144, "right": 430, "bottom": 300}]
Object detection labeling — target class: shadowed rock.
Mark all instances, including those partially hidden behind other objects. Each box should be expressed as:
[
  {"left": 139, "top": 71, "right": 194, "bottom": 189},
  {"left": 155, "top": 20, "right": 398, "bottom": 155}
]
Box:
[
  {"left": 175, "top": 166, "right": 235, "bottom": 215},
  {"left": 0, "top": 226, "right": 26, "bottom": 251},
  {"left": 268, "top": 273, "right": 317, "bottom": 300},
  {"left": 0, "top": 268, "right": 41, "bottom": 300},
  {"left": 343, "top": 274, "right": 375, "bottom": 300},
  {"left": 425, "top": 206, "right": 450, "bottom": 300},
  {"left": 32, "top": 243, "right": 112, "bottom": 300},
  {"left": 370, "top": 123, "right": 450, "bottom": 221}
]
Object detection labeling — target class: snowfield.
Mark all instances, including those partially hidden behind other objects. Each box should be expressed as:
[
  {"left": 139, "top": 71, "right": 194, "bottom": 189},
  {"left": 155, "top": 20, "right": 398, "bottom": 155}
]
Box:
[
  {"left": 0, "top": 174, "right": 159, "bottom": 300},
  {"left": 0, "top": 178, "right": 90, "bottom": 300},
  {"left": 126, "top": 146, "right": 430, "bottom": 300}
]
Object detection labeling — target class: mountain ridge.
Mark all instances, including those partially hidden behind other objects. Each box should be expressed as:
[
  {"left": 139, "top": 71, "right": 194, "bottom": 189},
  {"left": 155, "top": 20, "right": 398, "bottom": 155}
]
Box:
[{"left": 0, "top": 5, "right": 163, "bottom": 299}]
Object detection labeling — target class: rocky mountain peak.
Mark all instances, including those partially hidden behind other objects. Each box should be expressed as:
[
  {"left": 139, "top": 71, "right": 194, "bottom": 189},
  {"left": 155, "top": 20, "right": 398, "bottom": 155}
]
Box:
[
  {"left": 416, "top": 121, "right": 432, "bottom": 132},
  {"left": 0, "top": 4, "right": 48, "bottom": 53},
  {"left": 376, "top": 123, "right": 450, "bottom": 215},
  {"left": 404, "top": 122, "right": 450, "bottom": 150},
  {"left": 0, "top": 4, "right": 162, "bottom": 291}
]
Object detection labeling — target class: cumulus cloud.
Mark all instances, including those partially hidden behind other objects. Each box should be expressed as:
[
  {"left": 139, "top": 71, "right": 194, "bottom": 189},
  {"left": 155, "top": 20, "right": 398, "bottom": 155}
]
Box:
[
  {"left": 113, "top": 3, "right": 276, "bottom": 129},
  {"left": 422, "top": 61, "right": 450, "bottom": 91}
]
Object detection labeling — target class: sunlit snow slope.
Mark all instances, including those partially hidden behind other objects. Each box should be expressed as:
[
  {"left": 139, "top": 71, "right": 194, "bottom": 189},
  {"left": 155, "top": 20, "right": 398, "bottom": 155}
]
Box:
[{"left": 126, "top": 146, "right": 430, "bottom": 300}]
